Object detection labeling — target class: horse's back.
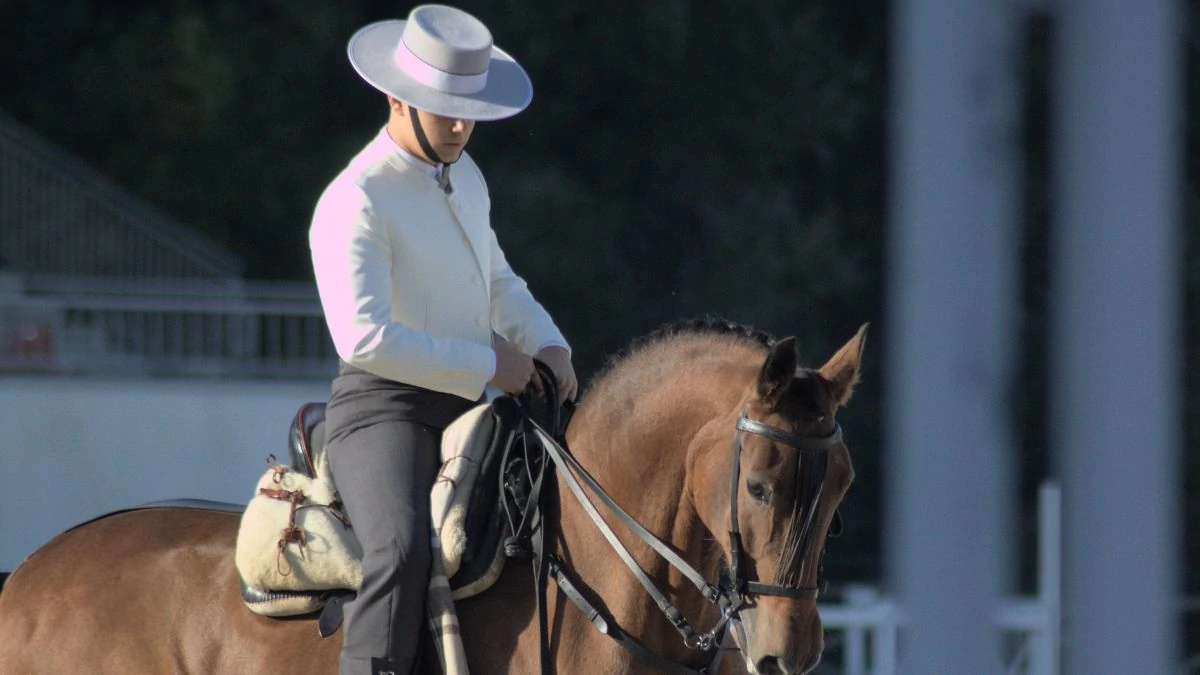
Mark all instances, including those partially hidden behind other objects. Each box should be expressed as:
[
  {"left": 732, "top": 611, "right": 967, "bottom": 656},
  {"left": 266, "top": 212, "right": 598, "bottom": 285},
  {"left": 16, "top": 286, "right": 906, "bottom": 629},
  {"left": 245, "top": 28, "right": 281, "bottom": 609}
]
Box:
[
  {"left": 0, "top": 504, "right": 549, "bottom": 674},
  {"left": 0, "top": 506, "right": 339, "bottom": 674}
]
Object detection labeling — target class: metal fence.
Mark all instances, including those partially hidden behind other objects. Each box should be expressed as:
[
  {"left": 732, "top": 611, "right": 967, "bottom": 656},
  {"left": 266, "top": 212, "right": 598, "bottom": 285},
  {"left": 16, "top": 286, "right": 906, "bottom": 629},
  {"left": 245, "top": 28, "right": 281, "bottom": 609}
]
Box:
[
  {"left": 0, "top": 274, "right": 337, "bottom": 378},
  {"left": 816, "top": 482, "right": 1062, "bottom": 675}
]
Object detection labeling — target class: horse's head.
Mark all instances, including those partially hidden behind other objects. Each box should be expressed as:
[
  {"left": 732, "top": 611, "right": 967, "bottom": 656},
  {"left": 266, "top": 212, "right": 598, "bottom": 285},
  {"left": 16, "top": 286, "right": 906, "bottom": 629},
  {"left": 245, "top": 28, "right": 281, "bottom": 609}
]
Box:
[{"left": 694, "top": 324, "right": 867, "bottom": 675}]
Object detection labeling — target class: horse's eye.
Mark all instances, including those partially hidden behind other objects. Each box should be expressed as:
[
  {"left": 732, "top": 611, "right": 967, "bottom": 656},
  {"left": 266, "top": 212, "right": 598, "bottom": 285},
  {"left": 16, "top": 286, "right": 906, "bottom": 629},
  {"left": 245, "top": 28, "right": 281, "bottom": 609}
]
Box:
[{"left": 746, "top": 480, "right": 771, "bottom": 504}]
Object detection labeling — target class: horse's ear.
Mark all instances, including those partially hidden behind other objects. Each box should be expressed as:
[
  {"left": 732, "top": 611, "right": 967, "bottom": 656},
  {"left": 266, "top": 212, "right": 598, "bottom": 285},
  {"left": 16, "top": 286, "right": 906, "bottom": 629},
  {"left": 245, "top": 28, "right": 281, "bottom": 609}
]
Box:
[
  {"left": 757, "top": 336, "right": 798, "bottom": 407},
  {"left": 819, "top": 323, "right": 869, "bottom": 408}
]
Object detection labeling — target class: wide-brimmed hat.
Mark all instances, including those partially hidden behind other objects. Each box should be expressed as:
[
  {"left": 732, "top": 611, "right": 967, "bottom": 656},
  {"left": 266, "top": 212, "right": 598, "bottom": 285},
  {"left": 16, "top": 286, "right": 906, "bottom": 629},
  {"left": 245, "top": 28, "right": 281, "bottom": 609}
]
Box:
[{"left": 347, "top": 4, "right": 532, "bottom": 121}]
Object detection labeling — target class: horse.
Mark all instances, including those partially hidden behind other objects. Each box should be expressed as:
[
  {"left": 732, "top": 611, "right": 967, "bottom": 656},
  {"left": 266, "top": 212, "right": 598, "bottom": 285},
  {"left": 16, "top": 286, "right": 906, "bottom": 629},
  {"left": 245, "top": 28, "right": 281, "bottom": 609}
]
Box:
[{"left": 0, "top": 319, "right": 867, "bottom": 675}]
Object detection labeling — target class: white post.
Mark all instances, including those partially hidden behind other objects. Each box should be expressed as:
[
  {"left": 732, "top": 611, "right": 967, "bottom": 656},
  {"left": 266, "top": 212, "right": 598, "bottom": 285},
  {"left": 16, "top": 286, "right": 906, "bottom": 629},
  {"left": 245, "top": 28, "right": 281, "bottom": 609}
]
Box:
[
  {"left": 872, "top": 602, "right": 899, "bottom": 675},
  {"left": 843, "top": 628, "right": 865, "bottom": 675},
  {"left": 1036, "top": 483, "right": 1061, "bottom": 675},
  {"left": 843, "top": 585, "right": 876, "bottom": 675},
  {"left": 1050, "top": 0, "right": 1182, "bottom": 673},
  {"left": 887, "top": 0, "right": 1020, "bottom": 671}
]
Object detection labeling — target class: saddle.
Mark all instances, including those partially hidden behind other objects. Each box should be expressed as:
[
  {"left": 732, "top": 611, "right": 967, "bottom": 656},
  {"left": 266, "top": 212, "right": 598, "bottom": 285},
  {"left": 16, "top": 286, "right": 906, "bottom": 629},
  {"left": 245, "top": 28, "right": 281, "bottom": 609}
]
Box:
[{"left": 235, "top": 394, "right": 553, "bottom": 619}]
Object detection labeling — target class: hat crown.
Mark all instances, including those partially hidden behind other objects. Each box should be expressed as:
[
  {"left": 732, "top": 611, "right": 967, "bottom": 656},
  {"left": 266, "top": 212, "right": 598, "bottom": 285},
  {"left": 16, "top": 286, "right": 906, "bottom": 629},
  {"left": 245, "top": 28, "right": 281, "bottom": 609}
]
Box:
[
  {"left": 402, "top": 5, "right": 493, "bottom": 77},
  {"left": 346, "top": 4, "right": 532, "bottom": 120}
]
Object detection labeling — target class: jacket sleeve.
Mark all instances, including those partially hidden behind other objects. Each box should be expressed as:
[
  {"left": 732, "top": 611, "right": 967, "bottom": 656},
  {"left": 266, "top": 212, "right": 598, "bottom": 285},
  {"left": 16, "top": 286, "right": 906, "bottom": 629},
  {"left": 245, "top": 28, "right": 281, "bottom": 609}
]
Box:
[
  {"left": 487, "top": 227, "right": 570, "bottom": 357},
  {"left": 309, "top": 181, "right": 496, "bottom": 400}
]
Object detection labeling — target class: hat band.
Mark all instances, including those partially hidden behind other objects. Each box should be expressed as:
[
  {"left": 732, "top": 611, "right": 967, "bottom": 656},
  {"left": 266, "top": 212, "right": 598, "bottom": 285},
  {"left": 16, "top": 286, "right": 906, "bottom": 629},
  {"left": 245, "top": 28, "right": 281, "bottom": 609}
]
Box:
[{"left": 394, "top": 42, "right": 488, "bottom": 96}]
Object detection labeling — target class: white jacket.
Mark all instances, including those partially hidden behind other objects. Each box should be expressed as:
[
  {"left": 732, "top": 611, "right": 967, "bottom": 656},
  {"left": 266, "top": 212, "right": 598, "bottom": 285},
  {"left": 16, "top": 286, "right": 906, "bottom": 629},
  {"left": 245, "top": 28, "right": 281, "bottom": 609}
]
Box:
[{"left": 309, "top": 129, "right": 568, "bottom": 400}]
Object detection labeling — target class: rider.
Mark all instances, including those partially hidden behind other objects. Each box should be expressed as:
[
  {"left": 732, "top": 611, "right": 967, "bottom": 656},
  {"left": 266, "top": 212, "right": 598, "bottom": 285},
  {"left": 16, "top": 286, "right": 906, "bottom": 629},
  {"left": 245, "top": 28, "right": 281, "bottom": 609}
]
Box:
[{"left": 308, "top": 5, "right": 577, "bottom": 674}]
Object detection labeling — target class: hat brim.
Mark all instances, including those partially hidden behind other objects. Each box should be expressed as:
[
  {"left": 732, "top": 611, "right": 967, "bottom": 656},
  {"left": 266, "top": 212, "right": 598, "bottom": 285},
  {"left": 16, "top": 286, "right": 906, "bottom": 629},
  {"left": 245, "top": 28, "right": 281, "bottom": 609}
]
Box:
[{"left": 348, "top": 20, "right": 532, "bottom": 121}]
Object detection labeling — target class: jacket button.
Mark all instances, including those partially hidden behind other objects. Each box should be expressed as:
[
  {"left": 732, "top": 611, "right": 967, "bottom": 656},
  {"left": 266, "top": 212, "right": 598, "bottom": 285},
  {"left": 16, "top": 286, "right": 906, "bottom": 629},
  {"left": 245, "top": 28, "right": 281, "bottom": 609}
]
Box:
[
  {"left": 472, "top": 275, "right": 482, "bottom": 286},
  {"left": 476, "top": 316, "right": 487, "bottom": 327}
]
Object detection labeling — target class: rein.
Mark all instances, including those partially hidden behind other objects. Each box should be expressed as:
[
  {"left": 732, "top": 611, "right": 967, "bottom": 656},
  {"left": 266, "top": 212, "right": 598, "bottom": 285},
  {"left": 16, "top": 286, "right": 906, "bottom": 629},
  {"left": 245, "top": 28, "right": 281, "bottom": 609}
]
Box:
[{"left": 510, "top": 363, "right": 842, "bottom": 674}]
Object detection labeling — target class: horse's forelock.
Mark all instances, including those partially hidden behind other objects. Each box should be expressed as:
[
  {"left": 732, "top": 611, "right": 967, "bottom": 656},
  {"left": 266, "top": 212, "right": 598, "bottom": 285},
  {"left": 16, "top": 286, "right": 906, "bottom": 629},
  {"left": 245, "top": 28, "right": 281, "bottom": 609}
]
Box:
[{"left": 769, "top": 369, "right": 828, "bottom": 420}]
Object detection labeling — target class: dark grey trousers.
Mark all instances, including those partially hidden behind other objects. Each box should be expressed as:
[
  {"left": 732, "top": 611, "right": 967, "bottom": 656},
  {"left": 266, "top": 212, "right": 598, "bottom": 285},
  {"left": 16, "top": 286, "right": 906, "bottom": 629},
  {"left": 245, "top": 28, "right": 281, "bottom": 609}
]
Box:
[{"left": 325, "top": 364, "right": 476, "bottom": 675}]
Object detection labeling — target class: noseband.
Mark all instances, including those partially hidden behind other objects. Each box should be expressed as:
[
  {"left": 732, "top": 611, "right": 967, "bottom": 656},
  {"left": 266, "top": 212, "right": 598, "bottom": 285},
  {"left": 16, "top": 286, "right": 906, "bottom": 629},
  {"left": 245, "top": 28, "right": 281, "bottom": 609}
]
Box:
[{"left": 517, "top": 384, "right": 843, "bottom": 675}]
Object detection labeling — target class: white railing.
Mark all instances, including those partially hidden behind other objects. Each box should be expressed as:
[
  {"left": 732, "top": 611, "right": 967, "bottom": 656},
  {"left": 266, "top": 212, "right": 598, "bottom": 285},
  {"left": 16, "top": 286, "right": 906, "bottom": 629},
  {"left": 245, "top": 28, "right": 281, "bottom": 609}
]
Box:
[
  {"left": 820, "top": 586, "right": 902, "bottom": 675},
  {"left": 817, "top": 482, "right": 1062, "bottom": 675},
  {"left": 0, "top": 273, "right": 337, "bottom": 378}
]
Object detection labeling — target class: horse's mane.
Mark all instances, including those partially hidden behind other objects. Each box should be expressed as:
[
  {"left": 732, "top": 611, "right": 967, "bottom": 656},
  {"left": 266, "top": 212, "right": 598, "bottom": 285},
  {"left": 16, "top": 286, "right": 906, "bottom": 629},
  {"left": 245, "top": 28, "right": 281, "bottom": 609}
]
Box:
[{"left": 585, "top": 316, "right": 778, "bottom": 394}]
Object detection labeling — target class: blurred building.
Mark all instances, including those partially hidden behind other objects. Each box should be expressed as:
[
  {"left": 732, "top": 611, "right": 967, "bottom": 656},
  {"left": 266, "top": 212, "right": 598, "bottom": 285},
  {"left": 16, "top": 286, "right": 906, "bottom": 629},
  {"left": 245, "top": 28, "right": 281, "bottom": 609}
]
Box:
[
  {"left": 0, "top": 110, "right": 339, "bottom": 571},
  {"left": 0, "top": 109, "right": 337, "bottom": 379}
]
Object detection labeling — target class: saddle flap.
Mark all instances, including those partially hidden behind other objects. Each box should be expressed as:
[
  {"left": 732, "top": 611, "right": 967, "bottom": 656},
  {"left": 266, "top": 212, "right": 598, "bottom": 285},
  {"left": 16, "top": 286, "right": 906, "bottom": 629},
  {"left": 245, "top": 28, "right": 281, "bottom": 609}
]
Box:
[
  {"left": 433, "top": 402, "right": 502, "bottom": 579},
  {"left": 432, "top": 396, "right": 536, "bottom": 597}
]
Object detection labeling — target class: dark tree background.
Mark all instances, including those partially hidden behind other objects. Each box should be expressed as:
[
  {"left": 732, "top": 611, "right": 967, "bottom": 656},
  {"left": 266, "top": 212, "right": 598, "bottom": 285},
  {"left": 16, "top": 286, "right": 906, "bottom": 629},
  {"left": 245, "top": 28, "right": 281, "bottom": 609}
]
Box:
[{"left": 1, "top": 0, "right": 1198, "bottom": 655}]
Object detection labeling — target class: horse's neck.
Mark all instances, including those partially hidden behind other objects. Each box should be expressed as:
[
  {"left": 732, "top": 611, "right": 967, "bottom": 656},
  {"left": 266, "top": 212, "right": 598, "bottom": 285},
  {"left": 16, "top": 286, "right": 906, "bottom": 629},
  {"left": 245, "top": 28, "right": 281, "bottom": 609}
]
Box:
[
  {"left": 550, "top": 394, "right": 729, "bottom": 668},
  {"left": 552, "top": 477, "right": 718, "bottom": 670}
]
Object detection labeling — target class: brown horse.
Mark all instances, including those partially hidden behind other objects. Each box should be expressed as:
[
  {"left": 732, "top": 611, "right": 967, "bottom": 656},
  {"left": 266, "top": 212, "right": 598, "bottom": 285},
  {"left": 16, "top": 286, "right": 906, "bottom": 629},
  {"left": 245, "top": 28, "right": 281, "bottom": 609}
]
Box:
[{"left": 0, "top": 319, "right": 866, "bottom": 675}]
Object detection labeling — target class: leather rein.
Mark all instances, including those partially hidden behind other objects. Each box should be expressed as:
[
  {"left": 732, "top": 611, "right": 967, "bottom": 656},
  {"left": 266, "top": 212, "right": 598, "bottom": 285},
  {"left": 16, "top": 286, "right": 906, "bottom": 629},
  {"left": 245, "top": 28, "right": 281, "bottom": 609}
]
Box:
[{"left": 513, "top": 364, "right": 842, "bottom": 675}]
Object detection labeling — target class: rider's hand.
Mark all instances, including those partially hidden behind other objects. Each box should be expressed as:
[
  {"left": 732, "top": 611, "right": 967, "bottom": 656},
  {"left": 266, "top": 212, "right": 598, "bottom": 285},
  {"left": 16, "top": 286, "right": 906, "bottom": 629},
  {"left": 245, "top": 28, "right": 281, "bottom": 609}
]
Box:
[
  {"left": 490, "top": 339, "right": 534, "bottom": 394},
  {"left": 533, "top": 346, "right": 578, "bottom": 404}
]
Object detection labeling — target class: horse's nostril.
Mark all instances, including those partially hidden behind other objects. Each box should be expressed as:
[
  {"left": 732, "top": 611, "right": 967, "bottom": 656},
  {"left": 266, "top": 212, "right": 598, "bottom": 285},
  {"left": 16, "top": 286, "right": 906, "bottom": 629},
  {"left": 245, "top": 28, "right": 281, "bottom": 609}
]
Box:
[
  {"left": 755, "top": 657, "right": 782, "bottom": 675},
  {"left": 754, "top": 655, "right": 800, "bottom": 675}
]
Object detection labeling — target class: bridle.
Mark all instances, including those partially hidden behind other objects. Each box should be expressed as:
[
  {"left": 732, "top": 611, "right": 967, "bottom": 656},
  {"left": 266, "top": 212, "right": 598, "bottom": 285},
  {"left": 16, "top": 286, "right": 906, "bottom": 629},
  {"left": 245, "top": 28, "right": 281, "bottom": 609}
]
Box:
[
  {"left": 728, "top": 411, "right": 843, "bottom": 601},
  {"left": 512, "top": 368, "right": 844, "bottom": 675},
  {"left": 722, "top": 410, "right": 843, "bottom": 667}
]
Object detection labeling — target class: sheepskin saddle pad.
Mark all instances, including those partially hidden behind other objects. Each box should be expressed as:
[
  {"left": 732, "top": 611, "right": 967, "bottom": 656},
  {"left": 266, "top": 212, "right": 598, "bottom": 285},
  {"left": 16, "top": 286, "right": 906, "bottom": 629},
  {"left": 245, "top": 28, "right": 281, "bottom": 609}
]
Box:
[{"left": 235, "top": 398, "right": 527, "bottom": 617}]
